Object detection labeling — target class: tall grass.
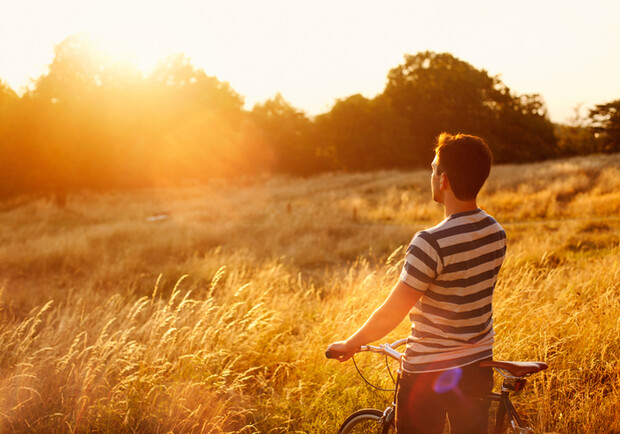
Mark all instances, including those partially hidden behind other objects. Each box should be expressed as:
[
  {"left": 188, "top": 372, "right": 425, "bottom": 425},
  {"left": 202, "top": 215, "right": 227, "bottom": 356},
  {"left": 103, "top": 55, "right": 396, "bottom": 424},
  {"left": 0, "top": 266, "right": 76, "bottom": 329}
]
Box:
[{"left": 0, "top": 153, "right": 619, "bottom": 432}]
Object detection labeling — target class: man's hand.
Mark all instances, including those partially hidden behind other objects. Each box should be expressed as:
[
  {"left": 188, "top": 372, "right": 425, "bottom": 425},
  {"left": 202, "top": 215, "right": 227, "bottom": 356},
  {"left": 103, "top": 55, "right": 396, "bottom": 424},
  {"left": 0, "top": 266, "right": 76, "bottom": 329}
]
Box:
[{"left": 326, "top": 340, "right": 359, "bottom": 362}]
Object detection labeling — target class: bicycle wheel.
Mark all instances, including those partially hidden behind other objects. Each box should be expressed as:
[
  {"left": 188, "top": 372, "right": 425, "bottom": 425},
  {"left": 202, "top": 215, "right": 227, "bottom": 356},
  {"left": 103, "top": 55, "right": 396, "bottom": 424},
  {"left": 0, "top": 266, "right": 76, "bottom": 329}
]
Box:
[{"left": 338, "top": 408, "right": 394, "bottom": 434}]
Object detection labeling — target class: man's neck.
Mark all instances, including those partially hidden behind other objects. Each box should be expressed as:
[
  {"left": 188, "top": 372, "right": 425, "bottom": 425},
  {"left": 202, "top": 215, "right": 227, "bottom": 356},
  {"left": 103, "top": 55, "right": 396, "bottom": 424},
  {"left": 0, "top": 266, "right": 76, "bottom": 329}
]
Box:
[{"left": 443, "top": 198, "right": 479, "bottom": 218}]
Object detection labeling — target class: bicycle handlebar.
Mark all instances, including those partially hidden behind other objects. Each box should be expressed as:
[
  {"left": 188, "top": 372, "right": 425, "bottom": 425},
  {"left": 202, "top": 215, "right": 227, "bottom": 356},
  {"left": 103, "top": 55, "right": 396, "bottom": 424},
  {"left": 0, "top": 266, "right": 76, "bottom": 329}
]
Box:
[{"left": 325, "top": 338, "right": 407, "bottom": 362}]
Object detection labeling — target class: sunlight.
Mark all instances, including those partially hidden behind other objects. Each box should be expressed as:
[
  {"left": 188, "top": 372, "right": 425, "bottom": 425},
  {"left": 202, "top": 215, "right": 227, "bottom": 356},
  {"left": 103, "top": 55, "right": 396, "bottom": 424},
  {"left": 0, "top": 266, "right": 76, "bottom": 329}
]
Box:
[{"left": 98, "top": 31, "right": 173, "bottom": 77}]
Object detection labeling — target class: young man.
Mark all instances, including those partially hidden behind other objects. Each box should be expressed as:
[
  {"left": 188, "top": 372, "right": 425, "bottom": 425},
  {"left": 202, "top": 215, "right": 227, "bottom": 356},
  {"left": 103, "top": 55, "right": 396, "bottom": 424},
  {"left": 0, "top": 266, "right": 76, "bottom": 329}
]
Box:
[{"left": 327, "top": 133, "right": 507, "bottom": 433}]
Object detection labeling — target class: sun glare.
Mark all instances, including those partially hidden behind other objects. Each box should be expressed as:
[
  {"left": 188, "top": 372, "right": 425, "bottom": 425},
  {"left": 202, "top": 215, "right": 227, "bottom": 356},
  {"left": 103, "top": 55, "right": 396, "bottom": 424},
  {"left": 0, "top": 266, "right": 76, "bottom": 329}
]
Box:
[{"left": 98, "top": 32, "right": 174, "bottom": 76}]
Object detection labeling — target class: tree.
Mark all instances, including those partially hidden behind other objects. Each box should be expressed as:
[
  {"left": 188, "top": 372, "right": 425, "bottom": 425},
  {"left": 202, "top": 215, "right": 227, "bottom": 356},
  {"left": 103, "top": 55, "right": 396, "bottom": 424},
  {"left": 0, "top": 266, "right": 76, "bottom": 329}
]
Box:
[
  {"left": 383, "top": 51, "right": 558, "bottom": 164},
  {"left": 0, "top": 80, "right": 18, "bottom": 140},
  {"left": 491, "top": 92, "right": 558, "bottom": 162},
  {"left": 0, "top": 79, "right": 18, "bottom": 108},
  {"left": 31, "top": 33, "right": 141, "bottom": 105},
  {"left": 0, "top": 80, "right": 22, "bottom": 196},
  {"left": 314, "top": 94, "right": 415, "bottom": 171},
  {"left": 589, "top": 99, "right": 620, "bottom": 153},
  {"left": 147, "top": 53, "right": 244, "bottom": 122},
  {"left": 554, "top": 104, "right": 598, "bottom": 156},
  {"left": 2, "top": 33, "right": 258, "bottom": 195},
  {"left": 251, "top": 94, "right": 324, "bottom": 175},
  {"left": 138, "top": 54, "right": 250, "bottom": 182}
]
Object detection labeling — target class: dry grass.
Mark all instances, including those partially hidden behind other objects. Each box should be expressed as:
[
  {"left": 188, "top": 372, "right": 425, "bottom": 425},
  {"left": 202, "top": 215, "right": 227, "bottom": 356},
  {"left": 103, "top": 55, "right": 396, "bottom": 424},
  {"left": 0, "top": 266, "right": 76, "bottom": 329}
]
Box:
[{"left": 0, "top": 153, "right": 619, "bottom": 432}]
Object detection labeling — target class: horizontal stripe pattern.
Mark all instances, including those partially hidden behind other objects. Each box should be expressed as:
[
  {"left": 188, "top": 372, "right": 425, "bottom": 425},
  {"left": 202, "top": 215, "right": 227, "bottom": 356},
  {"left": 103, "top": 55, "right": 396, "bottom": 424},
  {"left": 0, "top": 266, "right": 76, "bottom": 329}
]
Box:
[
  {"left": 402, "top": 349, "right": 493, "bottom": 373},
  {"left": 400, "top": 209, "right": 506, "bottom": 373}
]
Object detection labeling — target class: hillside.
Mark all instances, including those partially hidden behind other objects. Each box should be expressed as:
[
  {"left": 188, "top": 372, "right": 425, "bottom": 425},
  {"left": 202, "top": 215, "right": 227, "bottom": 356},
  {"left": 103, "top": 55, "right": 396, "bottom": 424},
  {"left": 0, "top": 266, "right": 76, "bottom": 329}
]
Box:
[{"left": 0, "top": 153, "right": 619, "bottom": 432}]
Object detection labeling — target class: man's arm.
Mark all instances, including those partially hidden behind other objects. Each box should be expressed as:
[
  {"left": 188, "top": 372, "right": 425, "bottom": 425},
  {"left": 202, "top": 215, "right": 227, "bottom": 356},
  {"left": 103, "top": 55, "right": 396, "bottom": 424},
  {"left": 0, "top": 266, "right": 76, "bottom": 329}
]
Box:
[{"left": 326, "top": 280, "right": 423, "bottom": 362}]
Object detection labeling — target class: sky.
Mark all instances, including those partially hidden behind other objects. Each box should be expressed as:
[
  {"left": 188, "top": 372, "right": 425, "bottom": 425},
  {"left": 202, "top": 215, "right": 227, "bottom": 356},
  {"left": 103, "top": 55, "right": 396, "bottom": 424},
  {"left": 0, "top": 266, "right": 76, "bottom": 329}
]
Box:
[{"left": 1, "top": 0, "right": 619, "bottom": 123}]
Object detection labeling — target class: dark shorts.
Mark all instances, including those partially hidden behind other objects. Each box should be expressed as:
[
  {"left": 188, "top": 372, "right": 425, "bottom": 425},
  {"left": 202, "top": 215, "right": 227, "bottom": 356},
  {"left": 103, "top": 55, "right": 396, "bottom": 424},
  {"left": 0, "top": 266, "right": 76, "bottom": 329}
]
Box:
[{"left": 395, "top": 359, "right": 493, "bottom": 434}]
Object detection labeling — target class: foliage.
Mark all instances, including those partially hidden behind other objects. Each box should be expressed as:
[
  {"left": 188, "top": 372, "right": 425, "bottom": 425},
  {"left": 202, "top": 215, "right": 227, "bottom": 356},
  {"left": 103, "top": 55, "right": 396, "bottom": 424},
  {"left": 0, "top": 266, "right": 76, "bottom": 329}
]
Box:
[
  {"left": 250, "top": 94, "right": 327, "bottom": 175},
  {"left": 0, "top": 34, "right": 258, "bottom": 198},
  {"left": 383, "top": 51, "right": 558, "bottom": 164},
  {"left": 554, "top": 104, "right": 599, "bottom": 156},
  {"left": 314, "top": 94, "right": 416, "bottom": 171},
  {"left": 589, "top": 99, "right": 620, "bottom": 153},
  {"left": 0, "top": 36, "right": 614, "bottom": 198},
  {"left": 0, "top": 79, "right": 18, "bottom": 108}
]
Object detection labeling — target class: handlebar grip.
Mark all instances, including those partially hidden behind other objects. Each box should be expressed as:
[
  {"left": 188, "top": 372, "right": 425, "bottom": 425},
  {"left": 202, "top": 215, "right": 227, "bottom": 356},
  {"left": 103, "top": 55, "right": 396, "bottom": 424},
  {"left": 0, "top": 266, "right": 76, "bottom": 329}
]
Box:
[
  {"left": 326, "top": 346, "right": 364, "bottom": 359},
  {"left": 326, "top": 348, "right": 349, "bottom": 359},
  {"left": 325, "top": 349, "right": 336, "bottom": 359}
]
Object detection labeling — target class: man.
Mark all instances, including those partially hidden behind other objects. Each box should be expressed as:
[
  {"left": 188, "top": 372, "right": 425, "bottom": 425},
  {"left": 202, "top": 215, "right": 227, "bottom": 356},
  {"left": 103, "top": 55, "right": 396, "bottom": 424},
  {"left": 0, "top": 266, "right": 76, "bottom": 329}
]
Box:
[{"left": 327, "top": 133, "right": 507, "bottom": 433}]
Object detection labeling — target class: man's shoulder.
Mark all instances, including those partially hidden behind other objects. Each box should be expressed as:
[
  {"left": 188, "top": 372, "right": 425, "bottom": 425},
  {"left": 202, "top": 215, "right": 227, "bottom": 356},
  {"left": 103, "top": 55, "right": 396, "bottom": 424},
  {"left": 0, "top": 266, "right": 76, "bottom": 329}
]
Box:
[
  {"left": 419, "top": 218, "right": 451, "bottom": 237},
  {"left": 478, "top": 209, "right": 503, "bottom": 226},
  {"left": 421, "top": 210, "right": 505, "bottom": 242},
  {"left": 479, "top": 211, "right": 506, "bottom": 235}
]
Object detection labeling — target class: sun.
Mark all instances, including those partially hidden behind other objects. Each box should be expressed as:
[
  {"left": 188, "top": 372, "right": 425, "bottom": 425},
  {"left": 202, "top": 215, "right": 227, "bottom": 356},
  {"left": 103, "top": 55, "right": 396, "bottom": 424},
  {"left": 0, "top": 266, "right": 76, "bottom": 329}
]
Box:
[{"left": 97, "top": 31, "right": 173, "bottom": 77}]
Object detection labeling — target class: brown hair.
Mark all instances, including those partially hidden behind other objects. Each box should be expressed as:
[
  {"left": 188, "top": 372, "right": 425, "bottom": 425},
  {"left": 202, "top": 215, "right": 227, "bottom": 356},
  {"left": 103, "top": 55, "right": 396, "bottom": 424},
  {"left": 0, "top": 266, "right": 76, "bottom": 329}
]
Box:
[{"left": 434, "top": 133, "right": 492, "bottom": 200}]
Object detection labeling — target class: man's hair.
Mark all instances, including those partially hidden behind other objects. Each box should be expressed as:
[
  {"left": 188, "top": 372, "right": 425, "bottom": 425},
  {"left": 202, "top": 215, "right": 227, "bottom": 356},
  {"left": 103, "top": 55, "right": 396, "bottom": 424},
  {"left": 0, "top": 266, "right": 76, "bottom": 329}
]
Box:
[{"left": 434, "top": 132, "right": 492, "bottom": 201}]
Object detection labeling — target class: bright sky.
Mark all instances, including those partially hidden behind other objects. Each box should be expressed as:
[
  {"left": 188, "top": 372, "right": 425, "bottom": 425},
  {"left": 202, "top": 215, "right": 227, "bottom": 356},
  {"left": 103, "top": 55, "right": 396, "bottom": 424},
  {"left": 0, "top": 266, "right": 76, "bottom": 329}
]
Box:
[{"left": 1, "top": 0, "right": 619, "bottom": 123}]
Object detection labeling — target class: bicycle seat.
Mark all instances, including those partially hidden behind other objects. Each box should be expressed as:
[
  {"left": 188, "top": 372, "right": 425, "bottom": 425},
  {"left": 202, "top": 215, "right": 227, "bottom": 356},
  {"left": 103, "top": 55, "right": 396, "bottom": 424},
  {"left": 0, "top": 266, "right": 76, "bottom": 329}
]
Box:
[{"left": 479, "top": 360, "right": 548, "bottom": 377}]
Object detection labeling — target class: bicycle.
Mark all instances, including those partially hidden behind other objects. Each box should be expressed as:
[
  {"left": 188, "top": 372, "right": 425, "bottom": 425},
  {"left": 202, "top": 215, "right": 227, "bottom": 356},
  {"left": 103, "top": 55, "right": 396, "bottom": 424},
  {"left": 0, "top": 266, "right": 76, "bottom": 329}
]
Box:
[{"left": 325, "top": 338, "right": 548, "bottom": 433}]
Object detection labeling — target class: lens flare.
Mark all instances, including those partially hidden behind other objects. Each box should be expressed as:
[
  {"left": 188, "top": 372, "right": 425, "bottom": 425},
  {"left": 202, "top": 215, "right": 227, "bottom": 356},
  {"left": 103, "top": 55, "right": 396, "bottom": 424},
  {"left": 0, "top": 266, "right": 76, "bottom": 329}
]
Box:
[{"left": 433, "top": 367, "right": 463, "bottom": 394}]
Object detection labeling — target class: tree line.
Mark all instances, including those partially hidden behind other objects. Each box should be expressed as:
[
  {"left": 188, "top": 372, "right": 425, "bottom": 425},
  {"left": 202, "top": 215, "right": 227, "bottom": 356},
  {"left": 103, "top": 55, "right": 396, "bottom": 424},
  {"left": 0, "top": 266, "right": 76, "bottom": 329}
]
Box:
[{"left": 0, "top": 34, "right": 618, "bottom": 198}]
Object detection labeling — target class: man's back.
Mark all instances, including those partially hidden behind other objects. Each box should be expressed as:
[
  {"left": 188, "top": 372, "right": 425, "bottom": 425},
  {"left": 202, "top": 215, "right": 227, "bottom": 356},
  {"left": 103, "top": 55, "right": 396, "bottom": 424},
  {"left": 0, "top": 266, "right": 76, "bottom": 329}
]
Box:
[{"left": 400, "top": 208, "right": 506, "bottom": 373}]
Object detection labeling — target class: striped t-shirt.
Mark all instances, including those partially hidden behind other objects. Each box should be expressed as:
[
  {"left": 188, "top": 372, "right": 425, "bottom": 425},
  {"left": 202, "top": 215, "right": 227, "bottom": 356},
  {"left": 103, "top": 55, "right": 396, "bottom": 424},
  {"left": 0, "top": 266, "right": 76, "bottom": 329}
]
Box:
[{"left": 399, "top": 208, "right": 506, "bottom": 373}]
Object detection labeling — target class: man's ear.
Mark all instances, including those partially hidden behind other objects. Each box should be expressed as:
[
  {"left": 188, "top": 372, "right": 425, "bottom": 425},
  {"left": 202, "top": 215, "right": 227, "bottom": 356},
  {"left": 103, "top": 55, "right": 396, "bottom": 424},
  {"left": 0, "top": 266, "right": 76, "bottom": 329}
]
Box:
[{"left": 439, "top": 172, "right": 450, "bottom": 191}]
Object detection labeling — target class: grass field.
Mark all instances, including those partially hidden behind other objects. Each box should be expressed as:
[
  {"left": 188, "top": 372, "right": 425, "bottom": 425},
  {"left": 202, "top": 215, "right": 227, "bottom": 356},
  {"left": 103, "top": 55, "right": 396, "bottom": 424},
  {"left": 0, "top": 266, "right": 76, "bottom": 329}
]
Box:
[{"left": 1, "top": 153, "right": 619, "bottom": 433}]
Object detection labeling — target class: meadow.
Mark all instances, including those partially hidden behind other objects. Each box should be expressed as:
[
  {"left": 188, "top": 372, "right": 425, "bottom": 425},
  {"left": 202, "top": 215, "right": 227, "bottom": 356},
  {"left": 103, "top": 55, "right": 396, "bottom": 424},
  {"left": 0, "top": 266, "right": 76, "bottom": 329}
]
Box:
[{"left": 0, "top": 153, "right": 619, "bottom": 433}]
